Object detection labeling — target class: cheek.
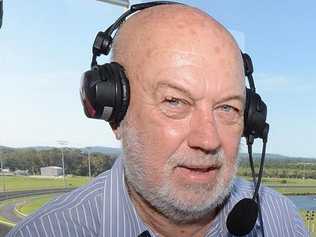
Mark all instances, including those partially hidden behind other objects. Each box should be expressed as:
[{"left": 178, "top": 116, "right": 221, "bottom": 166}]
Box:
[
  {"left": 218, "top": 129, "right": 241, "bottom": 162},
  {"left": 132, "top": 107, "right": 190, "bottom": 173},
  {"left": 216, "top": 116, "right": 243, "bottom": 158},
  {"left": 148, "top": 115, "right": 189, "bottom": 158}
]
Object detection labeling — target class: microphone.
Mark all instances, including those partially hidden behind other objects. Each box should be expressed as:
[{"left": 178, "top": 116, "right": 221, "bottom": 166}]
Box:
[
  {"left": 226, "top": 124, "right": 269, "bottom": 236},
  {"left": 226, "top": 198, "right": 258, "bottom": 236},
  {"left": 138, "top": 230, "right": 152, "bottom": 237}
]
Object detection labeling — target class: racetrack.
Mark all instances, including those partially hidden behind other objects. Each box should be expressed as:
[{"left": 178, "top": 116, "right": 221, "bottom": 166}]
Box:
[
  {"left": 0, "top": 203, "right": 23, "bottom": 223},
  {"left": 0, "top": 188, "right": 74, "bottom": 201},
  {"left": 0, "top": 224, "right": 11, "bottom": 237},
  {"left": 0, "top": 188, "right": 74, "bottom": 237}
]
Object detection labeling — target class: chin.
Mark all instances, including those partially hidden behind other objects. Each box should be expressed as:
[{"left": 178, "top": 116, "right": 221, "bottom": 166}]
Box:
[
  {"left": 141, "top": 170, "right": 236, "bottom": 224},
  {"left": 159, "top": 184, "right": 233, "bottom": 224}
]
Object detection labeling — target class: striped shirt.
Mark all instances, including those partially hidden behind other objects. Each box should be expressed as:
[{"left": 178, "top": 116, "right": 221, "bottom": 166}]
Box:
[{"left": 7, "top": 156, "right": 309, "bottom": 237}]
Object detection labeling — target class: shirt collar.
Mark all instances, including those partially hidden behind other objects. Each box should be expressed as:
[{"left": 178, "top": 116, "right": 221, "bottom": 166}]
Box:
[{"left": 110, "top": 156, "right": 151, "bottom": 237}]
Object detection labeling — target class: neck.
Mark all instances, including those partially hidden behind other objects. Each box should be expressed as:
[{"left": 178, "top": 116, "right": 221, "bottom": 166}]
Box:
[{"left": 127, "top": 183, "right": 217, "bottom": 237}]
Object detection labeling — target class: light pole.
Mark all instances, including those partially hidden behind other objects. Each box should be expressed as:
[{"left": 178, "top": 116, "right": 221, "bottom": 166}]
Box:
[
  {"left": 57, "top": 140, "right": 68, "bottom": 189},
  {"left": 0, "top": 156, "right": 5, "bottom": 192},
  {"left": 0, "top": 0, "right": 3, "bottom": 29},
  {"left": 87, "top": 148, "right": 91, "bottom": 180},
  {"left": 81, "top": 148, "right": 92, "bottom": 180}
]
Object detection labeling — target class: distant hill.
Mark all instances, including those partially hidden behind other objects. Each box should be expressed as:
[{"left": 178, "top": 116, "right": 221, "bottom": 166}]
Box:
[
  {"left": 238, "top": 153, "right": 316, "bottom": 164},
  {"left": 82, "top": 146, "right": 122, "bottom": 156},
  {"left": 0, "top": 145, "right": 122, "bottom": 156},
  {"left": 0, "top": 146, "right": 314, "bottom": 161}
]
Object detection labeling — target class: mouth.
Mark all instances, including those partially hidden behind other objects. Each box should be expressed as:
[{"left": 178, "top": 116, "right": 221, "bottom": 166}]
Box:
[
  {"left": 174, "top": 164, "right": 221, "bottom": 182},
  {"left": 179, "top": 166, "right": 214, "bottom": 172},
  {"left": 177, "top": 163, "right": 221, "bottom": 171}
]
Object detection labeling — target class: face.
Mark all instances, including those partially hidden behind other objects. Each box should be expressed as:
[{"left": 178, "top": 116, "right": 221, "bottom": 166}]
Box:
[{"left": 119, "top": 31, "right": 245, "bottom": 223}]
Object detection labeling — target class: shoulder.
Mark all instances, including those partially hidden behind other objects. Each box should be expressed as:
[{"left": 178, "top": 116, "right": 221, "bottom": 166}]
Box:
[
  {"left": 6, "top": 170, "right": 112, "bottom": 237},
  {"left": 232, "top": 177, "right": 298, "bottom": 217},
  {"left": 232, "top": 177, "right": 309, "bottom": 236},
  {"left": 232, "top": 177, "right": 293, "bottom": 203}
]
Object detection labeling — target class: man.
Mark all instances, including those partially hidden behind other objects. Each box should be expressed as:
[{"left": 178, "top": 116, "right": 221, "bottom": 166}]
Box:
[{"left": 7, "top": 3, "right": 308, "bottom": 237}]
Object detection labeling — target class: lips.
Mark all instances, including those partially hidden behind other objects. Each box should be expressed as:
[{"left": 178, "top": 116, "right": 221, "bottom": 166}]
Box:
[
  {"left": 174, "top": 164, "right": 221, "bottom": 183},
  {"left": 177, "top": 164, "right": 221, "bottom": 172},
  {"left": 175, "top": 164, "right": 221, "bottom": 178},
  {"left": 179, "top": 166, "right": 213, "bottom": 172}
]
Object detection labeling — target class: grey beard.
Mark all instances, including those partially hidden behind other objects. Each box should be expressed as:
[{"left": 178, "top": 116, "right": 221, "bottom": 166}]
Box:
[{"left": 121, "top": 120, "right": 239, "bottom": 224}]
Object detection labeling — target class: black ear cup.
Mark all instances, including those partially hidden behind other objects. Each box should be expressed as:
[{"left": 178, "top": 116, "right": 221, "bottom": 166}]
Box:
[
  {"left": 242, "top": 52, "right": 269, "bottom": 143},
  {"left": 243, "top": 88, "right": 268, "bottom": 141},
  {"left": 109, "top": 62, "right": 130, "bottom": 128},
  {"left": 80, "top": 62, "right": 130, "bottom": 129}
]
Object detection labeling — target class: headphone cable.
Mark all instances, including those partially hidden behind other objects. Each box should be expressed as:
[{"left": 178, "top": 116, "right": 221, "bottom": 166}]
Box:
[{"left": 247, "top": 140, "right": 267, "bottom": 237}]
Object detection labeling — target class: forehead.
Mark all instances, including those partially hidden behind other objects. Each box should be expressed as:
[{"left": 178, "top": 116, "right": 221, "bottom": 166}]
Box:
[
  {"left": 138, "top": 47, "right": 245, "bottom": 101},
  {"left": 117, "top": 5, "right": 245, "bottom": 100}
]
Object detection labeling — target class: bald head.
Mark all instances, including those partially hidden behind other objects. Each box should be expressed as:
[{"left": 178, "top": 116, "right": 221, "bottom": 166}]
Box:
[{"left": 111, "top": 4, "right": 244, "bottom": 83}]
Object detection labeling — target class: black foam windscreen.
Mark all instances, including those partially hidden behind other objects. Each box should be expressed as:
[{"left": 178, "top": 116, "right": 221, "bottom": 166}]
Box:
[
  {"left": 138, "top": 230, "right": 152, "bottom": 237},
  {"left": 226, "top": 198, "right": 258, "bottom": 236}
]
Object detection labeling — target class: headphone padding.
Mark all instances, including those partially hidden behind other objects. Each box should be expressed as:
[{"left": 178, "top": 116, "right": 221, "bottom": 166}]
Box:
[
  {"left": 243, "top": 88, "right": 267, "bottom": 139},
  {"left": 107, "top": 62, "right": 130, "bottom": 128}
]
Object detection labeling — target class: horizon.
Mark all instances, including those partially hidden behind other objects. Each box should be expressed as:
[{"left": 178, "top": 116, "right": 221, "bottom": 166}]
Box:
[{"left": 1, "top": 144, "right": 315, "bottom": 160}]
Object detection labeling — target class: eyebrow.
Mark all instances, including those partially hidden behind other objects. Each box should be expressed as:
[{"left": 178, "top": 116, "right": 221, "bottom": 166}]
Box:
[
  {"left": 156, "top": 81, "right": 246, "bottom": 105},
  {"left": 217, "top": 94, "right": 246, "bottom": 106},
  {"left": 155, "top": 81, "right": 192, "bottom": 98}
]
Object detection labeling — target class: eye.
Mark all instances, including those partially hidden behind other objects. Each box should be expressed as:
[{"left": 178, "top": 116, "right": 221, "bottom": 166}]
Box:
[
  {"left": 221, "top": 104, "right": 236, "bottom": 112},
  {"left": 160, "top": 96, "right": 191, "bottom": 119},
  {"left": 215, "top": 104, "right": 241, "bottom": 124},
  {"left": 164, "top": 97, "right": 183, "bottom": 107}
]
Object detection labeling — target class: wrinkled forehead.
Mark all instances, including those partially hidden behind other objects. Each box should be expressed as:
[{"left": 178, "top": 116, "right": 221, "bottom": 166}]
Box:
[
  {"left": 141, "top": 47, "right": 245, "bottom": 99},
  {"left": 113, "top": 4, "right": 245, "bottom": 93}
]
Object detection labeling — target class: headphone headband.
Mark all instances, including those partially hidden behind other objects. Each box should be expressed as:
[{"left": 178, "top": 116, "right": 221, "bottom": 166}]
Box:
[{"left": 92, "top": 1, "right": 181, "bottom": 66}]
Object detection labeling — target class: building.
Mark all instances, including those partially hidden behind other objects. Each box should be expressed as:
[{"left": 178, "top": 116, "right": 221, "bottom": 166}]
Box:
[
  {"left": 0, "top": 168, "right": 10, "bottom": 173},
  {"left": 40, "top": 166, "right": 63, "bottom": 177},
  {"left": 14, "top": 169, "right": 29, "bottom": 176}
]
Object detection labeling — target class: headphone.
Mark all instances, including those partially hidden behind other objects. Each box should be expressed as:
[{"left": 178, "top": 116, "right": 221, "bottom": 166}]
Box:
[{"left": 80, "top": 1, "right": 270, "bottom": 236}]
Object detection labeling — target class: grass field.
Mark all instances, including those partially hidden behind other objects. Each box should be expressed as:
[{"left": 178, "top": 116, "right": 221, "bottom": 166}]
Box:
[
  {"left": 0, "top": 175, "right": 90, "bottom": 192},
  {"left": 1, "top": 175, "right": 316, "bottom": 193},
  {"left": 0, "top": 216, "right": 15, "bottom": 226},
  {"left": 17, "top": 194, "right": 56, "bottom": 216},
  {"left": 0, "top": 196, "right": 27, "bottom": 210},
  {"left": 261, "top": 177, "right": 316, "bottom": 186},
  {"left": 240, "top": 177, "right": 316, "bottom": 195}
]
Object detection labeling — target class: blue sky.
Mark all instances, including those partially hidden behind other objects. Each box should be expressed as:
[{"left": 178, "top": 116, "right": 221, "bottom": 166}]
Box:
[{"left": 0, "top": 1, "right": 315, "bottom": 158}]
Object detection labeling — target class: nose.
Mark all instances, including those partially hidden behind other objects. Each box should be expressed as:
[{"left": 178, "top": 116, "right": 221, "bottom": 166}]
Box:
[{"left": 187, "top": 109, "right": 221, "bottom": 153}]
